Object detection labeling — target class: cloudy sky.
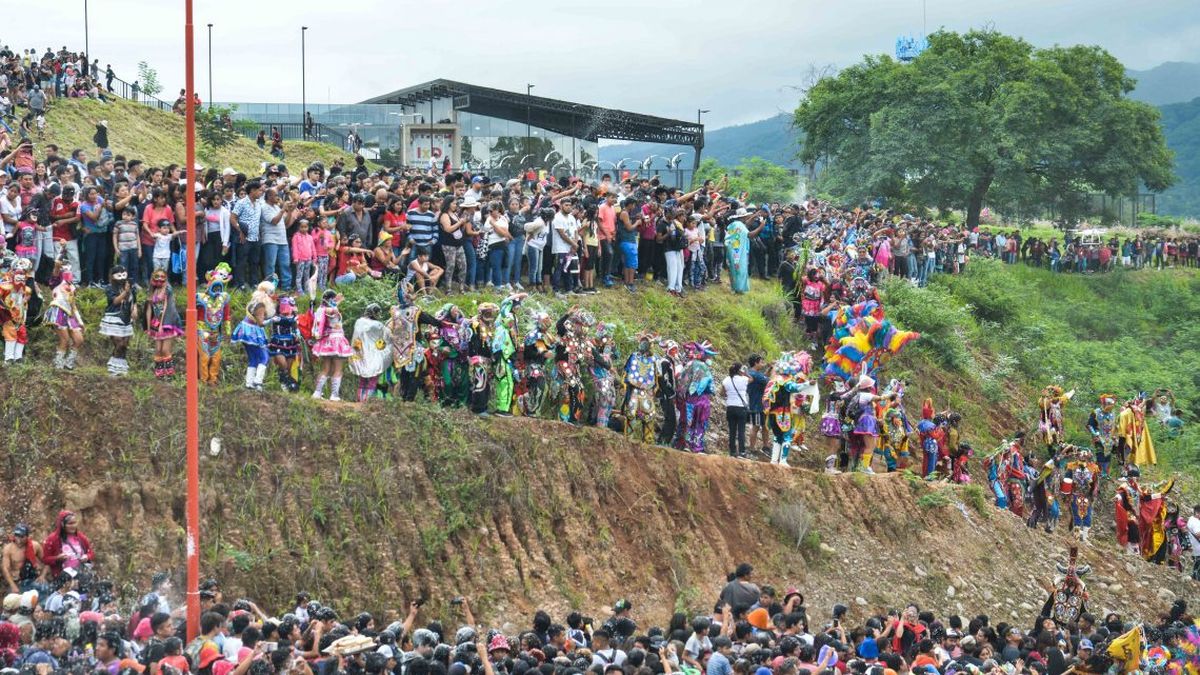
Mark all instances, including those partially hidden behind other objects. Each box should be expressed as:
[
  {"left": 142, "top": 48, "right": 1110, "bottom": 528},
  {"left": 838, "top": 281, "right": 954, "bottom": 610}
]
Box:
[{"left": 16, "top": 0, "right": 1200, "bottom": 129}]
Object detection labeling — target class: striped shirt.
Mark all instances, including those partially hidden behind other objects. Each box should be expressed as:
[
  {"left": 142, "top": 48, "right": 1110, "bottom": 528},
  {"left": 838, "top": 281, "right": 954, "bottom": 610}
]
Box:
[{"left": 406, "top": 208, "right": 438, "bottom": 248}]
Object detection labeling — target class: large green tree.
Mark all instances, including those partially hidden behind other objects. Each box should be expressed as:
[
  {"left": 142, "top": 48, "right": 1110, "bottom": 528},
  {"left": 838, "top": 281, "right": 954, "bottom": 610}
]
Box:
[
  {"left": 692, "top": 157, "right": 798, "bottom": 204},
  {"left": 795, "top": 30, "right": 1176, "bottom": 227}
]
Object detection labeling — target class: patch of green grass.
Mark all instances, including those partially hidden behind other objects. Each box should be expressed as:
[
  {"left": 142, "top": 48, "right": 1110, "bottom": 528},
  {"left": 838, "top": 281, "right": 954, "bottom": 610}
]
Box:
[
  {"left": 961, "top": 484, "right": 991, "bottom": 519},
  {"left": 917, "top": 490, "right": 952, "bottom": 510}
]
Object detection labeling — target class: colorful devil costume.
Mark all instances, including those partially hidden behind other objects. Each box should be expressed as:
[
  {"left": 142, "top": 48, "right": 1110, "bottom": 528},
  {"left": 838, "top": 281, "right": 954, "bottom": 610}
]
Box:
[
  {"left": 519, "top": 312, "right": 555, "bottom": 417},
  {"left": 1041, "top": 547, "right": 1089, "bottom": 626},
  {"left": 349, "top": 304, "right": 392, "bottom": 402},
  {"left": 468, "top": 303, "right": 499, "bottom": 414},
  {"left": 725, "top": 217, "right": 750, "bottom": 294},
  {"left": 1038, "top": 385, "right": 1073, "bottom": 453},
  {"left": 385, "top": 303, "right": 440, "bottom": 402},
  {"left": 554, "top": 307, "right": 594, "bottom": 424},
  {"left": 763, "top": 351, "right": 814, "bottom": 466},
  {"left": 1086, "top": 395, "right": 1117, "bottom": 476},
  {"left": 590, "top": 323, "right": 618, "bottom": 429},
  {"left": 656, "top": 341, "right": 681, "bottom": 446},
  {"left": 1114, "top": 476, "right": 1142, "bottom": 555},
  {"left": 431, "top": 304, "right": 471, "bottom": 406},
  {"left": 195, "top": 263, "right": 232, "bottom": 385},
  {"left": 621, "top": 333, "right": 657, "bottom": 443},
  {"left": 1116, "top": 397, "right": 1157, "bottom": 467},
  {"left": 0, "top": 259, "right": 34, "bottom": 363},
  {"left": 489, "top": 293, "right": 525, "bottom": 415},
  {"left": 677, "top": 341, "right": 717, "bottom": 454},
  {"left": 267, "top": 297, "right": 302, "bottom": 391}
]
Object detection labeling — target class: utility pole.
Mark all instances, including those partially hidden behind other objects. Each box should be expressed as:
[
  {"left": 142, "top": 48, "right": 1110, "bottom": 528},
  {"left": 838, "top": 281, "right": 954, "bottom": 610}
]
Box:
[
  {"left": 301, "top": 26, "right": 308, "bottom": 139},
  {"left": 206, "top": 24, "right": 213, "bottom": 109}
]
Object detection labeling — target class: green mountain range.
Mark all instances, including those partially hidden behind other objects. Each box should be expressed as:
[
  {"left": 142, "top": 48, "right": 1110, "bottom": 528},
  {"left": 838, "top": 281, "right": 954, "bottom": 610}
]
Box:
[{"left": 598, "top": 113, "right": 802, "bottom": 171}]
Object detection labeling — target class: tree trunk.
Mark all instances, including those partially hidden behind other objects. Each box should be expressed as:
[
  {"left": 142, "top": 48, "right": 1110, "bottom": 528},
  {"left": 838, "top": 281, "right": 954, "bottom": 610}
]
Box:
[{"left": 965, "top": 168, "right": 995, "bottom": 228}]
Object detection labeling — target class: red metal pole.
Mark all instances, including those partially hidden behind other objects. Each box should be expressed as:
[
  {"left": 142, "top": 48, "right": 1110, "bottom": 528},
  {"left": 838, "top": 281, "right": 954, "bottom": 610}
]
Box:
[{"left": 184, "top": 0, "right": 201, "bottom": 644}]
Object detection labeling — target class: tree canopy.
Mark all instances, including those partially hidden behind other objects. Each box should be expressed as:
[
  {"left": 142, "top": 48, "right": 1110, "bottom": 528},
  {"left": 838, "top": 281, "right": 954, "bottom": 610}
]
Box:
[
  {"left": 692, "top": 157, "right": 798, "bottom": 205},
  {"left": 795, "top": 29, "right": 1176, "bottom": 227}
]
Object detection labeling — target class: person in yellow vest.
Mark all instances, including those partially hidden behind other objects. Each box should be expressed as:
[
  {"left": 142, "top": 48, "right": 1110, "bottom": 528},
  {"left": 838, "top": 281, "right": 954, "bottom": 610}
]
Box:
[{"left": 1116, "top": 396, "right": 1156, "bottom": 467}]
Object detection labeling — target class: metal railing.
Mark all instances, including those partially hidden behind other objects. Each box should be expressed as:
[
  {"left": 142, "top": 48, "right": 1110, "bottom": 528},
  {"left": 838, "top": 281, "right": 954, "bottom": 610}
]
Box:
[
  {"left": 232, "top": 121, "right": 349, "bottom": 151},
  {"left": 102, "top": 73, "right": 176, "bottom": 113}
]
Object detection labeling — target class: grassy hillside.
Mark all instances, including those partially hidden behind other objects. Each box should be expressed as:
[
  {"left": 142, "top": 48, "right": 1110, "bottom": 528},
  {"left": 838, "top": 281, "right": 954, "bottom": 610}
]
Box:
[
  {"left": 41, "top": 97, "right": 361, "bottom": 173},
  {"left": 3, "top": 254, "right": 1197, "bottom": 618}
]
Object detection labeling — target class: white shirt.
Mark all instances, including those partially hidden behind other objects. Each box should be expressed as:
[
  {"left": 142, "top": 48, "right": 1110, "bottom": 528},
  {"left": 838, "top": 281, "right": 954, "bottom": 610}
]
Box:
[
  {"left": 0, "top": 192, "right": 21, "bottom": 237},
  {"left": 524, "top": 217, "right": 549, "bottom": 251},
  {"left": 485, "top": 214, "right": 509, "bottom": 247},
  {"left": 1187, "top": 515, "right": 1200, "bottom": 553},
  {"left": 153, "top": 232, "right": 174, "bottom": 259},
  {"left": 722, "top": 374, "right": 751, "bottom": 408},
  {"left": 551, "top": 213, "right": 578, "bottom": 255}
]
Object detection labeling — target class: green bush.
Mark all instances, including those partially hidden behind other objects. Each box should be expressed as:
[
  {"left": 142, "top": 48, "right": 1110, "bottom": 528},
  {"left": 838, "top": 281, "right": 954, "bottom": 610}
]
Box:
[
  {"left": 881, "top": 277, "right": 974, "bottom": 371},
  {"left": 936, "top": 259, "right": 1022, "bottom": 324}
]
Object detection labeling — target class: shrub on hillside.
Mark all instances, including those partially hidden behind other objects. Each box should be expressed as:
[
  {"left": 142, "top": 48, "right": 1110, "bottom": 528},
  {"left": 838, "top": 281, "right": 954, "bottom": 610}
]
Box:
[
  {"left": 936, "top": 259, "right": 1022, "bottom": 324},
  {"left": 881, "top": 277, "right": 973, "bottom": 371}
]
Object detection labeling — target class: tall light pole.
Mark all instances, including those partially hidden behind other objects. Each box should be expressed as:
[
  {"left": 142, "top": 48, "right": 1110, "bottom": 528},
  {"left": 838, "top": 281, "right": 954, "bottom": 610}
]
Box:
[
  {"left": 206, "top": 23, "right": 213, "bottom": 109},
  {"left": 83, "top": 0, "right": 89, "bottom": 62},
  {"left": 182, "top": 0, "right": 201, "bottom": 645},
  {"left": 570, "top": 104, "right": 578, "bottom": 175},
  {"left": 301, "top": 26, "right": 308, "bottom": 139},
  {"left": 692, "top": 108, "right": 710, "bottom": 178},
  {"left": 526, "top": 83, "right": 534, "bottom": 169}
]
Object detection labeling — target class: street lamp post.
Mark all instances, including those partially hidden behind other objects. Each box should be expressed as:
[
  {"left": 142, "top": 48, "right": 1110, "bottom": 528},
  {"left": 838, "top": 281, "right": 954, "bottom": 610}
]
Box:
[
  {"left": 693, "top": 108, "right": 710, "bottom": 178},
  {"left": 526, "top": 83, "right": 534, "bottom": 171},
  {"left": 84, "top": 0, "right": 89, "bottom": 63},
  {"left": 571, "top": 105, "right": 578, "bottom": 175},
  {"left": 206, "top": 24, "right": 213, "bottom": 109},
  {"left": 429, "top": 98, "right": 434, "bottom": 168},
  {"left": 301, "top": 26, "right": 308, "bottom": 139}
]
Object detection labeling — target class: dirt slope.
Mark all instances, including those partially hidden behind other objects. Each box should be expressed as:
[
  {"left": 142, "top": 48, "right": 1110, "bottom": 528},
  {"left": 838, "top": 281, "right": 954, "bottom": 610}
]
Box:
[{"left": 0, "top": 369, "right": 1191, "bottom": 626}]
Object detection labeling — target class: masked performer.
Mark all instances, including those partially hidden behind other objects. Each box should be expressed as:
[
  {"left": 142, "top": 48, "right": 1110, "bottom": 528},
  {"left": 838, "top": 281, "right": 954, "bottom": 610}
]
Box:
[
  {"left": 45, "top": 261, "right": 84, "bottom": 370},
  {"left": 431, "top": 304, "right": 470, "bottom": 406},
  {"left": 468, "top": 302, "right": 500, "bottom": 414},
  {"left": 621, "top": 332, "right": 658, "bottom": 443},
  {"left": 1038, "top": 385, "right": 1072, "bottom": 454},
  {"left": 231, "top": 291, "right": 275, "bottom": 391},
  {"left": 349, "top": 303, "right": 392, "bottom": 402},
  {"left": 656, "top": 340, "right": 681, "bottom": 446},
  {"left": 678, "top": 341, "right": 718, "bottom": 453},
  {"left": 554, "top": 307, "right": 594, "bottom": 424},
  {"left": 98, "top": 265, "right": 137, "bottom": 376},
  {"left": 1087, "top": 395, "right": 1117, "bottom": 477},
  {"left": 764, "top": 351, "right": 814, "bottom": 466},
  {"left": 0, "top": 259, "right": 34, "bottom": 363},
  {"left": 144, "top": 269, "right": 183, "bottom": 378},
  {"left": 195, "top": 263, "right": 231, "bottom": 385},
  {"left": 590, "top": 322, "right": 619, "bottom": 429},
  {"left": 1040, "top": 547, "right": 1090, "bottom": 627},
  {"left": 520, "top": 312, "right": 556, "bottom": 417},
  {"left": 310, "top": 290, "right": 353, "bottom": 401},
  {"left": 385, "top": 297, "right": 442, "bottom": 402},
  {"left": 490, "top": 293, "right": 526, "bottom": 415},
  {"left": 268, "top": 296, "right": 301, "bottom": 392},
  {"left": 1116, "top": 396, "right": 1157, "bottom": 467}
]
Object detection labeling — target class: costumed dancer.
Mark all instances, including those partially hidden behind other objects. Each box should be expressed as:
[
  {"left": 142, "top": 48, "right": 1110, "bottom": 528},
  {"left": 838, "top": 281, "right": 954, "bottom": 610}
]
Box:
[
  {"left": 1086, "top": 394, "right": 1117, "bottom": 477},
  {"left": 385, "top": 295, "right": 441, "bottom": 402},
  {"left": 1027, "top": 457, "right": 1055, "bottom": 533},
  {"left": 1164, "top": 504, "right": 1188, "bottom": 572},
  {"left": 998, "top": 434, "right": 1029, "bottom": 517},
  {"left": 724, "top": 208, "right": 750, "bottom": 294},
  {"left": 432, "top": 304, "right": 470, "bottom": 406},
  {"left": 231, "top": 291, "right": 275, "bottom": 391},
  {"left": 763, "top": 351, "right": 814, "bottom": 466},
  {"left": 267, "top": 296, "right": 302, "bottom": 392},
  {"left": 950, "top": 442, "right": 973, "bottom": 484},
  {"left": 842, "top": 375, "right": 881, "bottom": 473},
  {"left": 44, "top": 261, "right": 84, "bottom": 370},
  {"left": 144, "top": 269, "right": 183, "bottom": 379},
  {"left": 1067, "top": 452, "right": 1098, "bottom": 544},
  {"left": 348, "top": 303, "right": 392, "bottom": 402},
  {"left": 98, "top": 266, "right": 137, "bottom": 376},
  {"left": 1116, "top": 396, "right": 1157, "bottom": 467},
  {"left": 195, "top": 263, "right": 231, "bottom": 385},
  {"left": 0, "top": 258, "right": 34, "bottom": 363},
  {"left": 310, "top": 290, "right": 353, "bottom": 401},
  {"left": 655, "top": 340, "right": 681, "bottom": 446},
  {"left": 877, "top": 380, "right": 911, "bottom": 472},
  {"left": 554, "top": 307, "right": 594, "bottom": 424},
  {"left": 1114, "top": 473, "right": 1142, "bottom": 556},
  {"left": 678, "top": 341, "right": 718, "bottom": 454},
  {"left": 1039, "top": 547, "right": 1090, "bottom": 627},
  {"left": 1038, "top": 385, "right": 1073, "bottom": 455},
  {"left": 1133, "top": 470, "right": 1175, "bottom": 563},
  {"left": 519, "top": 312, "right": 555, "bottom": 417},
  {"left": 620, "top": 332, "right": 658, "bottom": 443},
  {"left": 490, "top": 293, "right": 526, "bottom": 415},
  {"left": 468, "top": 302, "right": 500, "bottom": 414},
  {"left": 589, "top": 323, "right": 619, "bottom": 428}
]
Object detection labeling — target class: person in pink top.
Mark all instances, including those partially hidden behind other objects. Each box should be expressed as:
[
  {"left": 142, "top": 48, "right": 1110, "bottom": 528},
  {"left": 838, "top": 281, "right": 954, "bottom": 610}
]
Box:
[
  {"left": 291, "top": 218, "right": 316, "bottom": 296},
  {"left": 597, "top": 192, "right": 618, "bottom": 285},
  {"left": 141, "top": 188, "right": 174, "bottom": 285}
]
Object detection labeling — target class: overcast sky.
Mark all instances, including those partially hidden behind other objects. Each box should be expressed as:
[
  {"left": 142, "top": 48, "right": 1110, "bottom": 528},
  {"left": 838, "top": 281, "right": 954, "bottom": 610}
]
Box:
[{"left": 15, "top": 0, "right": 1200, "bottom": 130}]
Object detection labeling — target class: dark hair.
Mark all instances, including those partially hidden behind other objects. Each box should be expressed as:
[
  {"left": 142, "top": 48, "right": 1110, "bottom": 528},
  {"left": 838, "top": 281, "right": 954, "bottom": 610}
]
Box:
[
  {"left": 200, "top": 611, "right": 224, "bottom": 635},
  {"left": 151, "top": 612, "right": 173, "bottom": 633}
]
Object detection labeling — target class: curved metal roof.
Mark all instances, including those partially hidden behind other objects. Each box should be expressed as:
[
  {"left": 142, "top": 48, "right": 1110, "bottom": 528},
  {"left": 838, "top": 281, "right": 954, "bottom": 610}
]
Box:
[{"left": 360, "top": 79, "right": 703, "bottom": 147}]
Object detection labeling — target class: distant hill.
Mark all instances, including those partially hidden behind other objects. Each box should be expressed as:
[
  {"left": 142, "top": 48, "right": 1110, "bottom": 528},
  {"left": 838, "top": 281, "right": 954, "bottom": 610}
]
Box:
[
  {"left": 1155, "top": 96, "right": 1200, "bottom": 217},
  {"left": 1129, "top": 62, "right": 1200, "bottom": 106},
  {"left": 599, "top": 113, "right": 801, "bottom": 169}
]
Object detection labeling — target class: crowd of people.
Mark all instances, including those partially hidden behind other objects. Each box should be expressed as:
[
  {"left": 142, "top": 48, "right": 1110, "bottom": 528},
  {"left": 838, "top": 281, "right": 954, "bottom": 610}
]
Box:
[{"left": 0, "top": 520, "right": 1192, "bottom": 675}]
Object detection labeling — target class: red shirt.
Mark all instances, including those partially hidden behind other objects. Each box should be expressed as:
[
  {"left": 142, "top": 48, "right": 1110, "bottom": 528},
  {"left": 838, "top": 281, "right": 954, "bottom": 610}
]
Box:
[{"left": 50, "top": 198, "right": 79, "bottom": 241}]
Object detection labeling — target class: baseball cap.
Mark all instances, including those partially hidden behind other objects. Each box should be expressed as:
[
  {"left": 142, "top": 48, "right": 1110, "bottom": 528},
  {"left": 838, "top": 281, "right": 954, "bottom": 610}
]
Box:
[
  {"left": 1079, "top": 639, "right": 1094, "bottom": 651},
  {"left": 12, "top": 524, "right": 29, "bottom": 537}
]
